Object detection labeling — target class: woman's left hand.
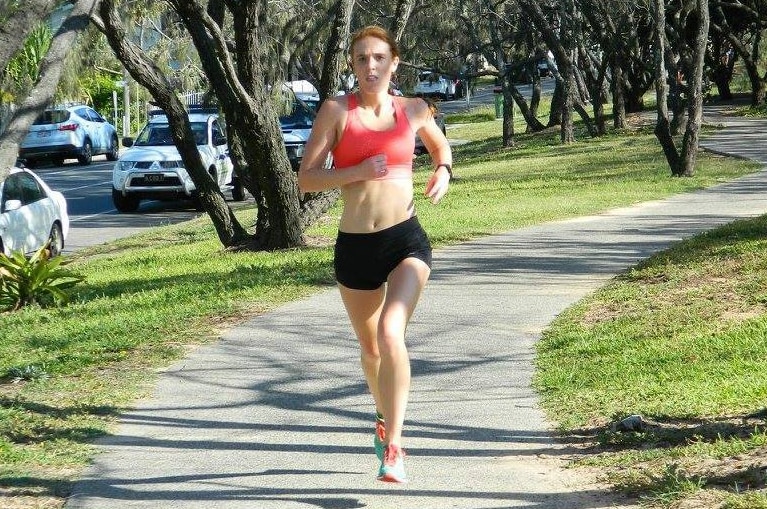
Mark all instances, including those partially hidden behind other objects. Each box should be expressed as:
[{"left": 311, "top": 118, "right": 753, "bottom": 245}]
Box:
[{"left": 424, "top": 167, "right": 451, "bottom": 204}]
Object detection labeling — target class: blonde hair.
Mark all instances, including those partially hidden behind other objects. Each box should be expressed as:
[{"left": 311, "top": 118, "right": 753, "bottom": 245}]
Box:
[{"left": 349, "top": 25, "right": 399, "bottom": 59}]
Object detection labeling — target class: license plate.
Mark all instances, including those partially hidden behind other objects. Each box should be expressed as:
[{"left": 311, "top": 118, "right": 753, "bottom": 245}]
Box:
[
  {"left": 37, "top": 131, "right": 51, "bottom": 138},
  {"left": 144, "top": 174, "right": 165, "bottom": 183}
]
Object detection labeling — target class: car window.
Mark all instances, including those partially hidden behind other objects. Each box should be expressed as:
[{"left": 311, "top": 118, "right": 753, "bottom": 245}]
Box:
[
  {"left": 280, "top": 101, "right": 313, "bottom": 128},
  {"left": 419, "top": 72, "right": 439, "bottom": 82},
  {"left": 1, "top": 173, "right": 44, "bottom": 208},
  {"left": 86, "top": 108, "right": 105, "bottom": 122},
  {"left": 210, "top": 121, "right": 224, "bottom": 145},
  {"left": 74, "top": 107, "right": 91, "bottom": 121},
  {"left": 33, "top": 109, "right": 70, "bottom": 125},
  {"left": 1, "top": 174, "right": 22, "bottom": 209},
  {"left": 135, "top": 124, "right": 174, "bottom": 146},
  {"left": 18, "top": 173, "right": 45, "bottom": 205},
  {"left": 191, "top": 122, "right": 208, "bottom": 145}
]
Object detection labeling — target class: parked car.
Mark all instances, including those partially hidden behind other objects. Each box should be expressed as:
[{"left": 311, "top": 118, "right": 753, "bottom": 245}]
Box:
[
  {"left": 19, "top": 105, "right": 119, "bottom": 167},
  {"left": 280, "top": 93, "right": 334, "bottom": 172},
  {"left": 0, "top": 167, "right": 69, "bottom": 257},
  {"left": 111, "top": 108, "right": 243, "bottom": 213},
  {"left": 537, "top": 58, "right": 554, "bottom": 77},
  {"left": 413, "top": 71, "right": 456, "bottom": 100}
]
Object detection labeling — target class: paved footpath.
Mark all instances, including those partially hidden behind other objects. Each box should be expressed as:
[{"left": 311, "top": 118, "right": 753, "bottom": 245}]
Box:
[{"left": 66, "top": 106, "right": 767, "bottom": 509}]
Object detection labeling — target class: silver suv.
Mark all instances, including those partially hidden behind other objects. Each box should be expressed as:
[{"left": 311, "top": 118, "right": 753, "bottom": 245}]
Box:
[
  {"left": 19, "top": 105, "right": 119, "bottom": 167},
  {"left": 111, "top": 109, "right": 244, "bottom": 213}
]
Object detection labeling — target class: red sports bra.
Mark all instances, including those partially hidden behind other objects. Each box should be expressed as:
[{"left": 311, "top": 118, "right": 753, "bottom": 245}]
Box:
[{"left": 331, "top": 93, "right": 415, "bottom": 180}]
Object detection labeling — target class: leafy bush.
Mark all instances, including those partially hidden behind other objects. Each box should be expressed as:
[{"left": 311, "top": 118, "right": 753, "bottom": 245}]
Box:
[{"left": 0, "top": 245, "right": 84, "bottom": 312}]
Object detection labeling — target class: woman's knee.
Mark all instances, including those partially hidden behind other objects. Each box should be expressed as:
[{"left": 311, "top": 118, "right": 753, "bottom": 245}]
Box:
[
  {"left": 360, "top": 347, "right": 380, "bottom": 366},
  {"left": 377, "top": 326, "right": 406, "bottom": 355}
]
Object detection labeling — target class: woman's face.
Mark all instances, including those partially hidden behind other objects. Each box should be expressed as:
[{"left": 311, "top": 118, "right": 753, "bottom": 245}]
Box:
[{"left": 351, "top": 36, "right": 399, "bottom": 94}]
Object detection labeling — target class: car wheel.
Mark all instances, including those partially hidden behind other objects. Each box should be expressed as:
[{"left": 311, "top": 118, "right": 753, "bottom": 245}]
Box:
[
  {"left": 112, "top": 189, "right": 140, "bottom": 213},
  {"left": 231, "top": 178, "right": 246, "bottom": 201},
  {"left": 106, "top": 135, "right": 119, "bottom": 161},
  {"left": 47, "top": 223, "right": 64, "bottom": 257},
  {"left": 77, "top": 139, "right": 93, "bottom": 165}
]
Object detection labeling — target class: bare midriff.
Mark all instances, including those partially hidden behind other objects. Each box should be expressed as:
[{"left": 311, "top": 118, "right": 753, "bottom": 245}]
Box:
[{"left": 339, "top": 178, "right": 414, "bottom": 233}]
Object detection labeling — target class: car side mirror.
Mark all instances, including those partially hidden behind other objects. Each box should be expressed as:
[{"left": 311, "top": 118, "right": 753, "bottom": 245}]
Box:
[
  {"left": 214, "top": 136, "right": 227, "bottom": 146},
  {"left": 122, "top": 137, "right": 134, "bottom": 147},
  {"left": 3, "top": 199, "right": 22, "bottom": 212}
]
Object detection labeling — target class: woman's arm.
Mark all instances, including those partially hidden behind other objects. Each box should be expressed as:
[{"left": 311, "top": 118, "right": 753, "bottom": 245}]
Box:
[{"left": 410, "top": 98, "right": 452, "bottom": 204}]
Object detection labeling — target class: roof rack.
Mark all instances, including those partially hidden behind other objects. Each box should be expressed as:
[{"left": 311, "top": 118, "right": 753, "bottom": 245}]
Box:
[
  {"left": 188, "top": 106, "right": 219, "bottom": 114},
  {"left": 147, "top": 105, "right": 218, "bottom": 118}
]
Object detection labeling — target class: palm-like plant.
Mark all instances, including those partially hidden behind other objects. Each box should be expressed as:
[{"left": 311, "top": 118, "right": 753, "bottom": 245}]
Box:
[
  {"left": 2, "top": 23, "right": 52, "bottom": 100},
  {"left": 0, "top": 244, "right": 84, "bottom": 312}
]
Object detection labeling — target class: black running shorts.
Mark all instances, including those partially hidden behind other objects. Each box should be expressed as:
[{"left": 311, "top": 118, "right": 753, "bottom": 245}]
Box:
[{"left": 334, "top": 216, "right": 433, "bottom": 290}]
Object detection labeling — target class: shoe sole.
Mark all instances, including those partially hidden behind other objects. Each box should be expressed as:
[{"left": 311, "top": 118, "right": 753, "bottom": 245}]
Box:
[{"left": 377, "top": 473, "right": 407, "bottom": 483}]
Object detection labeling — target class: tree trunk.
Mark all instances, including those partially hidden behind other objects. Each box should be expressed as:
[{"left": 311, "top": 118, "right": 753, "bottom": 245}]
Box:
[
  {"left": 611, "top": 57, "right": 626, "bottom": 129},
  {"left": 318, "top": 0, "right": 353, "bottom": 102},
  {"left": 501, "top": 75, "right": 515, "bottom": 148},
  {"left": 0, "top": 0, "right": 98, "bottom": 180},
  {"left": 391, "top": 0, "right": 416, "bottom": 43},
  {"left": 652, "top": 0, "right": 680, "bottom": 174},
  {"left": 560, "top": 69, "right": 575, "bottom": 143},
  {"left": 549, "top": 79, "right": 564, "bottom": 127},
  {"left": 511, "top": 84, "right": 546, "bottom": 133},
  {"left": 96, "top": 0, "right": 248, "bottom": 246},
  {"left": 678, "top": 0, "right": 709, "bottom": 177}
]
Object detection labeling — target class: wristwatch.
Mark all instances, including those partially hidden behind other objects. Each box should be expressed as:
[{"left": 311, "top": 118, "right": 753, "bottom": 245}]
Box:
[{"left": 435, "top": 164, "right": 453, "bottom": 179}]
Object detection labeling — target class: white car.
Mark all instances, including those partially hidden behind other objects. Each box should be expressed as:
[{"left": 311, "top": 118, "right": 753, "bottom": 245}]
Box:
[
  {"left": 281, "top": 97, "right": 319, "bottom": 171},
  {"left": 19, "top": 105, "right": 119, "bottom": 167},
  {"left": 0, "top": 167, "right": 69, "bottom": 257},
  {"left": 413, "top": 72, "right": 456, "bottom": 100},
  {"left": 111, "top": 109, "right": 244, "bottom": 213}
]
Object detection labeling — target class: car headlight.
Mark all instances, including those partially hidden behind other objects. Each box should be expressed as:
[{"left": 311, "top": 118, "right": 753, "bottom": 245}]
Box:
[
  {"left": 116, "top": 160, "right": 136, "bottom": 172},
  {"left": 286, "top": 144, "right": 305, "bottom": 159}
]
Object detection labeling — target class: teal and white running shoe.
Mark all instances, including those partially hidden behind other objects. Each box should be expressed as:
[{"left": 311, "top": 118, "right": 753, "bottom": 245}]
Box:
[{"left": 377, "top": 444, "right": 407, "bottom": 483}]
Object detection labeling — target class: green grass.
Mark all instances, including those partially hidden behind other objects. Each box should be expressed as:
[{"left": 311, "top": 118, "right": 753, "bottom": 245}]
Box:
[
  {"left": 0, "top": 107, "right": 763, "bottom": 507},
  {"left": 535, "top": 216, "right": 767, "bottom": 507}
]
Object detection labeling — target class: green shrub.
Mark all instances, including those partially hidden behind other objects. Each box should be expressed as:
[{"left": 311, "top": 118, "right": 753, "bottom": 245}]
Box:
[{"left": 0, "top": 245, "right": 84, "bottom": 312}]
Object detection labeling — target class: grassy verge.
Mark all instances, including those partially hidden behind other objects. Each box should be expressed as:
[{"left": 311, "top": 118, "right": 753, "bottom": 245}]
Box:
[
  {"left": 0, "top": 109, "right": 762, "bottom": 507},
  {"left": 535, "top": 212, "right": 767, "bottom": 507}
]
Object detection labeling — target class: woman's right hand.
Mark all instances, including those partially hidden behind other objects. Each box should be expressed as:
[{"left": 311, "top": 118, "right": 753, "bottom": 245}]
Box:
[{"left": 360, "top": 153, "right": 388, "bottom": 179}]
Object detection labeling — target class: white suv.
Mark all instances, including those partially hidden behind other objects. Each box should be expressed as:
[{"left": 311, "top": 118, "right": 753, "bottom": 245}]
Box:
[
  {"left": 413, "top": 72, "right": 456, "bottom": 101},
  {"left": 111, "top": 109, "right": 244, "bottom": 212},
  {"left": 19, "top": 105, "right": 119, "bottom": 167}
]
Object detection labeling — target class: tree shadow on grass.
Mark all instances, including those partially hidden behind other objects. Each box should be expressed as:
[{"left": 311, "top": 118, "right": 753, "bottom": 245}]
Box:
[{"left": 570, "top": 414, "right": 767, "bottom": 452}]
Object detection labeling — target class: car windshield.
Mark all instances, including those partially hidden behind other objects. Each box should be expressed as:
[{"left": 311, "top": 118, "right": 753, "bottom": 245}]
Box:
[
  {"left": 418, "top": 72, "right": 440, "bottom": 83},
  {"left": 33, "top": 110, "right": 70, "bottom": 125},
  {"left": 280, "top": 101, "right": 313, "bottom": 129},
  {"left": 134, "top": 122, "right": 208, "bottom": 146}
]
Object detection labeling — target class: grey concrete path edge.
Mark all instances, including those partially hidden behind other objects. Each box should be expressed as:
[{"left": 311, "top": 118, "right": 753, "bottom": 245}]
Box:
[{"left": 65, "top": 108, "right": 767, "bottom": 509}]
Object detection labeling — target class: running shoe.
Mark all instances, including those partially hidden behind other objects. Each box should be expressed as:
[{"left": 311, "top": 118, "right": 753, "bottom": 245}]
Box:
[
  {"left": 377, "top": 443, "right": 407, "bottom": 483},
  {"left": 374, "top": 417, "right": 386, "bottom": 460}
]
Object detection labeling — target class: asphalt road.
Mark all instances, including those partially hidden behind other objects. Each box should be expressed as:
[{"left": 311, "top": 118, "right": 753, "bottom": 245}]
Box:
[{"left": 30, "top": 157, "right": 240, "bottom": 254}]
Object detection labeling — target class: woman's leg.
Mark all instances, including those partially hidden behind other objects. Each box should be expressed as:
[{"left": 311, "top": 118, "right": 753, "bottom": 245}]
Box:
[
  {"left": 377, "top": 257, "right": 431, "bottom": 447},
  {"left": 338, "top": 284, "right": 385, "bottom": 413}
]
